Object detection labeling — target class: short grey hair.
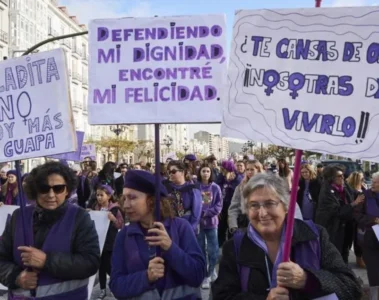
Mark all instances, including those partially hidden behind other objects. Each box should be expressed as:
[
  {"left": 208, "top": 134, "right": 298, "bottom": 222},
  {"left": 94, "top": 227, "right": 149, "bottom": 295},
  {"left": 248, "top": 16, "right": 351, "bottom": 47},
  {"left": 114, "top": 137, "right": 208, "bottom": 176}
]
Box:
[
  {"left": 372, "top": 172, "right": 379, "bottom": 181},
  {"left": 242, "top": 173, "right": 290, "bottom": 210}
]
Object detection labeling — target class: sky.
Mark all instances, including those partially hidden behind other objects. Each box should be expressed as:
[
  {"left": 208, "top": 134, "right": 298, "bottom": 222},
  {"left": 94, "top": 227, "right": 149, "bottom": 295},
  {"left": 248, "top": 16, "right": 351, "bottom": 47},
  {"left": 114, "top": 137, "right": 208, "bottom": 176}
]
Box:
[{"left": 59, "top": 0, "right": 378, "bottom": 137}]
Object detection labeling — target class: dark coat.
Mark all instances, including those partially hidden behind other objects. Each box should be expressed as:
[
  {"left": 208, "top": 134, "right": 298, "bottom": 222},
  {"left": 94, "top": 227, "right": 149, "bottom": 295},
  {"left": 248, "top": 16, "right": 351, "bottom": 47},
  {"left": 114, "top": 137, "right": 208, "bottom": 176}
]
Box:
[
  {"left": 76, "top": 175, "right": 91, "bottom": 208},
  {"left": 296, "top": 178, "right": 321, "bottom": 220},
  {"left": 211, "top": 220, "right": 362, "bottom": 300},
  {"left": 0, "top": 202, "right": 100, "bottom": 289},
  {"left": 315, "top": 183, "right": 354, "bottom": 253},
  {"left": 115, "top": 175, "right": 124, "bottom": 197}
]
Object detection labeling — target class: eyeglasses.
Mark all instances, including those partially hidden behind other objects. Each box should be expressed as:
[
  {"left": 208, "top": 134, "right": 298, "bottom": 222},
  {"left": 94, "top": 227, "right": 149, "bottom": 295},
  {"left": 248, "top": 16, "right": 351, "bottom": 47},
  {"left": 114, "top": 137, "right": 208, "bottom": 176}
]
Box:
[
  {"left": 169, "top": 169, "right": 182, "bottom": 175},
  {"left": 38, "top": 184, "right": 67, "bottom": 194},
  {"left": 247, "top": 200, "right": 280, "bottom": 211}
]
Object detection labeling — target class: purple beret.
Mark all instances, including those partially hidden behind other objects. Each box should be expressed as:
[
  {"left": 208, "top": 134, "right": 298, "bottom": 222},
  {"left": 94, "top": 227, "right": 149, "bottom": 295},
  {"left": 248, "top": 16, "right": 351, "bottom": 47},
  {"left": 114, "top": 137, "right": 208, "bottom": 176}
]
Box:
[
  {"left": 6, "top": 170, "right": 17, "bottom": 177},
  {"left": 184, "top": 154, "right": 197, "bottom": 161},
  {"left": 98, "top": 184, "right": 114, "bottom": 195},
  {"left": 221, "top": 160, "right": 235, "bottom": 172},
  {"left": 124, "top": 170, "right": 167, "bottom": 197}
]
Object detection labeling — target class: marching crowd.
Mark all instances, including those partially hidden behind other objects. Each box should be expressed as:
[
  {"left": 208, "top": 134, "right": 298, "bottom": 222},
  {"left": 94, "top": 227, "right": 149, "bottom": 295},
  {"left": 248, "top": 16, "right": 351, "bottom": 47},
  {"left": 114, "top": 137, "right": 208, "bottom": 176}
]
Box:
[{"left": 0, "top": 154, "right": 378, "bottom": 299}]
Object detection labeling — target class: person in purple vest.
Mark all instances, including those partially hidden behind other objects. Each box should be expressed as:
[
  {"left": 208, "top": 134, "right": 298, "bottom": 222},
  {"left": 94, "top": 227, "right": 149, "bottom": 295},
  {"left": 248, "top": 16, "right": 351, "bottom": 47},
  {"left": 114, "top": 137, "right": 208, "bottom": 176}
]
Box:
[
  {"left": 109, "top": 170, "right": 206, "bottom": 299},
  {"left": 212, "top": 173, "right": 362, "bottom": 300},
  {"left": 354, "top": 172, "right": 379, "bottom": 300},
  {"left": 0, "top": 161, "right": 101, "bottom": 299}
]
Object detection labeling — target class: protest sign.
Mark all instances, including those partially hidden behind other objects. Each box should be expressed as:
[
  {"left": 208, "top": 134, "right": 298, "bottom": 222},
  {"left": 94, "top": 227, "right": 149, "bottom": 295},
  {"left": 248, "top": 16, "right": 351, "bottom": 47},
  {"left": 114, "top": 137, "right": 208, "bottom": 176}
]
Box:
[
  {"left": 0, "top": 207, "right": 110, "bottom": 296},
  {"left": 80, "top": 143, "right": 96, "bottom": 161},
  {"left": 0, "top": 49, "right": 76, "bottom": 163},
  {"left": 88, "top": 15, "right": 227, "bottom": 125},
  {"left": 48, "top": 131, "right": 84, "bottom": 161},
  {"left": 222, "top": 7, "right": 379, "bottom": 162},
  {"left": 87, "top": 211, "right": 110, "bottom": 297}
]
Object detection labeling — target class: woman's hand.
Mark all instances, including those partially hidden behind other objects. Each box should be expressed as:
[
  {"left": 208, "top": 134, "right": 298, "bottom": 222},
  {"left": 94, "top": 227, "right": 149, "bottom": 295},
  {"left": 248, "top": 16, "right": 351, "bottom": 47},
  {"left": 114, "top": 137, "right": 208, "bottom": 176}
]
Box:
[
  {"left": 352, "top": 194, "right": 365, "bottom": 207},
  {"left": 277, "top": 261, "right": 307, "bottom": 290},
  {"left": 0, "top": 202, "right": 3, "bottom": 207},
  {"left": 147, "top": 257, "right": 165, "bottom": 282},
  {"left": 16, "top": 270, "right": 38, "bottom": 290},
  {"left": 18, "top": 246, "right": 47, "bottom": 269},
  {"left": 266, "top": 287, "right": 289, "bottom": 300},
  {"left": 145, "top": 222, "right": 172, "bottom": 251},
  {"left": 108, "top": 212, "right": 116, "bottom": 222},
  {"left": 226, "top": 172, "right": 236, "bottom": 181}
]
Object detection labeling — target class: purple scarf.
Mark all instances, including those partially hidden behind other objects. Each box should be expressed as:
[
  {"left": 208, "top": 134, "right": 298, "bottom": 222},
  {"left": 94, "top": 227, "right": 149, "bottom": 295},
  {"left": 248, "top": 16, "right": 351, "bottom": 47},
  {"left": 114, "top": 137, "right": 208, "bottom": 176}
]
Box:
[
  {"left": 247, "top": 222, "right": 286, "bottom": 288},
  {"left": 5, "top": 183, "right": 16, "bottom": 205},
  {"left": 332, "top": 184, "right": 346, "bottom": 204}
]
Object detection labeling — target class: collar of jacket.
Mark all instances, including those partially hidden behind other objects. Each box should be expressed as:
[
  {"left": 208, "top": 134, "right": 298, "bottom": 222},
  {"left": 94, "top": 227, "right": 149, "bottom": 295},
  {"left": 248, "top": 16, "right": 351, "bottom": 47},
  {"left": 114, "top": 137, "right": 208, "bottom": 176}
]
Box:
[{"left": 239, "top": 219, "right": 318, "bottom": 265}]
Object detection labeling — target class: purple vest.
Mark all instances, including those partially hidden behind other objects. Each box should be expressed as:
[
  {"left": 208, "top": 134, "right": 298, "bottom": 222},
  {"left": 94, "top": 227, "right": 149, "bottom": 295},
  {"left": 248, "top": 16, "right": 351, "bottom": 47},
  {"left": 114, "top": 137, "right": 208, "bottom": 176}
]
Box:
[
  {"left": 364, "top": 190, "right": 379, "bottom": 218},
  {"left": 234, "top": 220, "right": 320, "bottom": 292},
  {"left": 12, "top": 204, "right": 88, "bottom": 299}
]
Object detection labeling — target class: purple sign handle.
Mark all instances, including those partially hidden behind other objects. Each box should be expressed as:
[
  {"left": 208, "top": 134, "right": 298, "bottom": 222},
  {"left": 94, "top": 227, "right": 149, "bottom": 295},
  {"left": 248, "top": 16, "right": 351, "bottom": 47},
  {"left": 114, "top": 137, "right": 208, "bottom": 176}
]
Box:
[{"left": 154, "top": 124, "right": 161, "bottom": 257}]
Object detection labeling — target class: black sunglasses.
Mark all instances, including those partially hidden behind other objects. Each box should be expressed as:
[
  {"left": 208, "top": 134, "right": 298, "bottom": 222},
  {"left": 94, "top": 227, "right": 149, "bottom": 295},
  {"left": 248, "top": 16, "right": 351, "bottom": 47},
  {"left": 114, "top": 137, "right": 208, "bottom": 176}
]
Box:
[{"left": 38, "top": 184, "right": 67, "bottom": 194}]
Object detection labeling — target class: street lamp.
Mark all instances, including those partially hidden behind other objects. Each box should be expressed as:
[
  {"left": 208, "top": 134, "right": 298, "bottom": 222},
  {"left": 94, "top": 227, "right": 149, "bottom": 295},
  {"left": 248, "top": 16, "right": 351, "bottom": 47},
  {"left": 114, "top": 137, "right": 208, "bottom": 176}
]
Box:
[
  {"left": 109, "top": 125, "right": 127, "bottom": 163},
  {"left": 183, "top": 143, "right": 189, "bottom": 154},
  {"left": 163, "top": 135, "right": 173, "bottom": 153}
]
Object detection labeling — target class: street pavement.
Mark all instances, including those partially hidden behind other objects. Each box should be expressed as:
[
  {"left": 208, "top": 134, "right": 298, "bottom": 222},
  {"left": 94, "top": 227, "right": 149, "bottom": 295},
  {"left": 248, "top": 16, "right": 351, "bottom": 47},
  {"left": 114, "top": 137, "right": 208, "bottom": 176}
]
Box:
[{"left": 0, "top": 250, "right": 370, "bottom": 300}]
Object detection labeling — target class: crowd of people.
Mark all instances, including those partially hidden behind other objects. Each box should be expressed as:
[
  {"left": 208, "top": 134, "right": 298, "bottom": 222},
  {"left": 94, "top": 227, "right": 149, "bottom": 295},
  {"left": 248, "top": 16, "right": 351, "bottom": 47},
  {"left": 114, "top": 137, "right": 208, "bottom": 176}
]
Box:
[{"left": 0, "top": 153, "right": 378, "bottom": 300}]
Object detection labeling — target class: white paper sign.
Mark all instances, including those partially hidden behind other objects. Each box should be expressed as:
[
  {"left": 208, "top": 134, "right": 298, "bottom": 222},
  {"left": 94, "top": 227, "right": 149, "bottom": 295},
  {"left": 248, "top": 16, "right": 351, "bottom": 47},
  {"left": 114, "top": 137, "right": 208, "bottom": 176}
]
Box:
[
  {"left": 0, "top": 49, "right": 76, "bottom": 163},
  {"left": 222, "top": 7, "right": 379, "bottom": 162},
  {"left": 80, "top": 144, "right": 96, "bottom": 161},
  {"left": 0, "top": 207, "right": 110, "bottom": 298},
  {"left": 87, "top": 211, "right": 110, "bottom": 298},
  {"left": 372, "top": 224, "right": 379, "bottom": 241},
  {"left": 88, "top": 15, "right": 227, "bottom": 125}
]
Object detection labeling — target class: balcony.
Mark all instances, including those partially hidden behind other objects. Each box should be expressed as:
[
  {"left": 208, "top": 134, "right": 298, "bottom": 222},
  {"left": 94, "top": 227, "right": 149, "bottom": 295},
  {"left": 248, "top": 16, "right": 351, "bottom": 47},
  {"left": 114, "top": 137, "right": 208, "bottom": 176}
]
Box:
[
  {"left": 72, "top": 100, "right": 82, "bottom": 109},
  {"left": 61, "top": 39, "right": 72, "bottom": 49},
  {"left": 72, "top": 45, "right": 82, "bottom": 57},
  {"left": 0, "top": 30, "right": 8, "bottom": 44},
  {"left": 72, "top": 71, "right": 81, "bottom": 82},
  {"left": 48, "top": 27, "right": 59, "bottom": 37},
  {"left": 82, "top": 76, "right": 88, "bottom": 89},
  {"left": 82, "top": 52, "right": 88, "bottom": 64}
]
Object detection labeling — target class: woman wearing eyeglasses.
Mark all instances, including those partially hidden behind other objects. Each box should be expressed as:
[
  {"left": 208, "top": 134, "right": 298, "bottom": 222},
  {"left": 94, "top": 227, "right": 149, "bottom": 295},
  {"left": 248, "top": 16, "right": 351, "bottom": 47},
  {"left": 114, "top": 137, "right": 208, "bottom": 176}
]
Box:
[
  {"left": 212, "top": 173, "right": 362, "bottom": 300},
  {"left": 0, "top": 161, "right": 100, "bottom": 299},
  {"left": 315, "top": 164, "right": 364, "bottom": 263}
]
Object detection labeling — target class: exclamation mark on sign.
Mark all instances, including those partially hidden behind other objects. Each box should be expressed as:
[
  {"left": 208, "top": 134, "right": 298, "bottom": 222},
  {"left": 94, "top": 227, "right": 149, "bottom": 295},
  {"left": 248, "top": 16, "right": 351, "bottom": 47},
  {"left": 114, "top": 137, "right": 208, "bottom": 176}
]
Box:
[
  {"left": 243, "top": 64, "right": 251, "bottom": 87},
  {"left": 356, "top": 111, "right": 370, "bottom": 144}
]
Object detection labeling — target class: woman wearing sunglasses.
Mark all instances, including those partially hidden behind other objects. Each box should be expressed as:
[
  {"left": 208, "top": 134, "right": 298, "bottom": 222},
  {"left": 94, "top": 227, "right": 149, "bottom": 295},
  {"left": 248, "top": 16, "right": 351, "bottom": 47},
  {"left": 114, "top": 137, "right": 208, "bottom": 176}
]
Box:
[
  {"left": 0, "top": 161, "right": 100, "bottom": 299},
  {"left": 163, "top": 161, "right": 202, "bottom": 234}
]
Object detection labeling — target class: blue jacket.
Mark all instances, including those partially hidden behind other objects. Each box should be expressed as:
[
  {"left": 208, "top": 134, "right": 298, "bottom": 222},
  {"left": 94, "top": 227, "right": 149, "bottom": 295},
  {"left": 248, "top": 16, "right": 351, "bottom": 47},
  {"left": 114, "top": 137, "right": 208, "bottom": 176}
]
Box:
[
  {"left": 109, "top": 217, "right": 206, "bottom": 300},
  {"left": 165, "top": 181, "right": 202, "bottom": 232}
]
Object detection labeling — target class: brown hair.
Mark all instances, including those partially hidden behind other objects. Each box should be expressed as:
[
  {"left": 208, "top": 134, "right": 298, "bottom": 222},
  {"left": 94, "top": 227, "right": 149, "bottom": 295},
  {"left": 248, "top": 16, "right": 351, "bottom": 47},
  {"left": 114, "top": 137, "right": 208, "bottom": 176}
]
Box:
[
  {"left": 147, "top": 196, "right": 174, "bottom": 219},
  {"left": 96, "top": 186, "right": 117, "bottom": 203},
  {"left": 119, "top": 195, "right": 174, "bottom": 220}
]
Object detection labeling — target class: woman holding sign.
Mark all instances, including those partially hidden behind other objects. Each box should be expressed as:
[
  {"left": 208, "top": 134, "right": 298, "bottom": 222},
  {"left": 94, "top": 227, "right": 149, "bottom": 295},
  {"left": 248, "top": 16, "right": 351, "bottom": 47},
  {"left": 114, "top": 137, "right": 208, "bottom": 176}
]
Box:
[
  {"left": 0, "top": 161, "right": 100, "bottom": 299},
  {"left": 109, "top": 170, "right": 206, "bottom": 299},
  {"left": 212, "top": 173, "right": 361, "bottom": 300}
]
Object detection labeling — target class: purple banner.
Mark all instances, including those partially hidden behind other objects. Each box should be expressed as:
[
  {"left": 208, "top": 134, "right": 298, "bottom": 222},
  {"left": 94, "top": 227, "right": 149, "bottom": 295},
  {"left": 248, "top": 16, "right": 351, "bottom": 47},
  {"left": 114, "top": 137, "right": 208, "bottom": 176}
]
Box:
[{"left": 49, "top": 131, "right": 85, "bottom": 161}]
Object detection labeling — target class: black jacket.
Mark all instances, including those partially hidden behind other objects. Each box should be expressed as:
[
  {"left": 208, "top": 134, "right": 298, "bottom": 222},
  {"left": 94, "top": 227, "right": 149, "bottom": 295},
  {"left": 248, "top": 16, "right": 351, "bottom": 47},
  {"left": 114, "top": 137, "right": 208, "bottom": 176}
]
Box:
[
  {"left": 315, "top": 183, "right": 354, "bottom": 252},
  {"left": 76, "top": 175, "right": 91, "bottom": 208},
  {"left": 115, "top": 175, "right": 124, "bottom": 198},
  {"left": 296, "top": 179, "right": 321, "bottom": 220},
  {"left": 212, "top": 220, "right": 362, "bottom": 300},
  {"left": 0, "top": 203, "right": 100, "bottom": 289}
]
